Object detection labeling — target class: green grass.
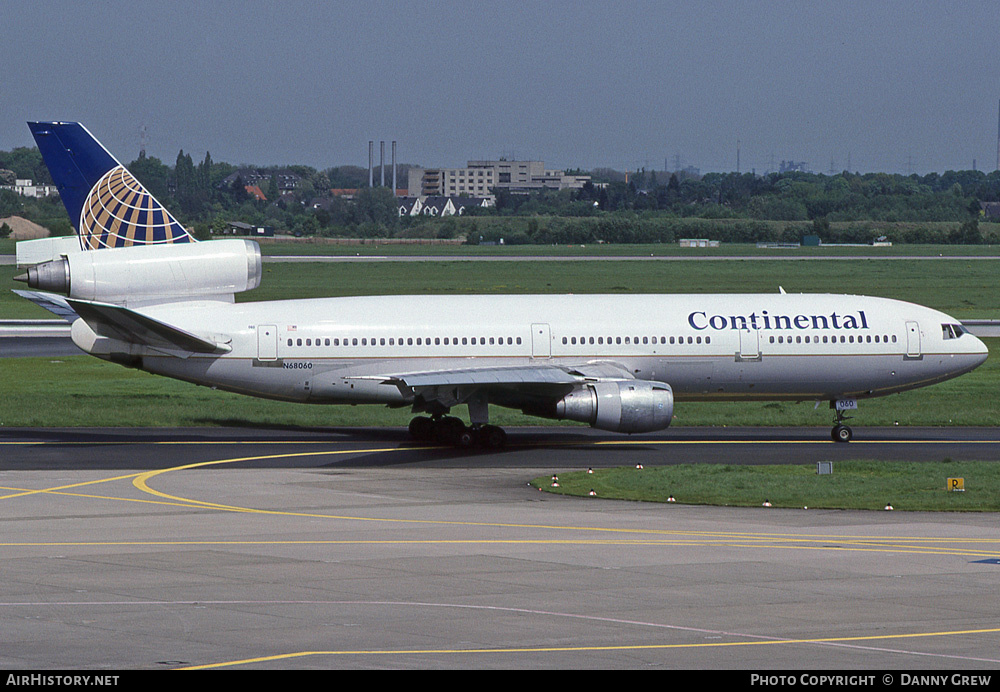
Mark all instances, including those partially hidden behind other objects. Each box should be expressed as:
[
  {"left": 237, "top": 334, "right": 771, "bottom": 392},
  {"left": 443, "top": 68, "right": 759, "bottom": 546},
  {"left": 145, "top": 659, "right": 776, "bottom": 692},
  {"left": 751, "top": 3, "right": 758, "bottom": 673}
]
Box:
[
  {"left": 258, "top": 239, "right": 1000, "bottom": 257},
  {"left": 531, "top": 460, "right": 1000, "bottom": 511},
  {"left": 8, "top": 255, "right": 1000, "bottom": 320}
]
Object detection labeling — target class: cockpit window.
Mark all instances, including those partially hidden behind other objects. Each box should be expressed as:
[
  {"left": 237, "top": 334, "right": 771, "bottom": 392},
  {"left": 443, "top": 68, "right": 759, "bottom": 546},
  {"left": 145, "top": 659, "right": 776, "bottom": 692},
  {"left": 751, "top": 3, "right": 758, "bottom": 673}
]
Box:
[{"left": 942, "top": 323, "right": 966, "bottom": 340}]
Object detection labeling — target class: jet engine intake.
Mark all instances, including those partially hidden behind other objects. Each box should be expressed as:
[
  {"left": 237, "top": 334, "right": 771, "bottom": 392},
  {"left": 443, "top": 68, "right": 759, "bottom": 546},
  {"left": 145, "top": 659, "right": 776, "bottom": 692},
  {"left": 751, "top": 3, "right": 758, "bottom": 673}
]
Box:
[{"left": 549, "top": 380, "right": 674, "bottom": 433}]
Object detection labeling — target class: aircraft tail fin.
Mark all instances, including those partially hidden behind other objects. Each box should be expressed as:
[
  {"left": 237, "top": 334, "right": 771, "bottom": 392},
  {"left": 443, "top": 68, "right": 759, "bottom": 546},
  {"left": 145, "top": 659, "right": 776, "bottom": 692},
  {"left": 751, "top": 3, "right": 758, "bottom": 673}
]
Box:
[{"left": 27, "top": 122, "right": 194, "bottom": 250}]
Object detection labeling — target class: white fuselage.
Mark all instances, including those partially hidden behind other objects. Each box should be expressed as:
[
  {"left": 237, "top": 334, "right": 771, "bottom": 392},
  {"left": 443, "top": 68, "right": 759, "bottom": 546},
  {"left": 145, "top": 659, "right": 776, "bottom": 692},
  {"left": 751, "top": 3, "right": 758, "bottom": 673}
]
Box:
[{"left": 99, "top": 292, "right": 987, "bottom": 408}]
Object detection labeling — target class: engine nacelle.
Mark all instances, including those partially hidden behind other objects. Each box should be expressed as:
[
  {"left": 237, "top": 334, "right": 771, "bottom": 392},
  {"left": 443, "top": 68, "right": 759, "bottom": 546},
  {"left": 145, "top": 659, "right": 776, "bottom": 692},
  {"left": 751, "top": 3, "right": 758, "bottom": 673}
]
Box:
[
  {"left": 18, "top": 239, "right": 261, "bottom": 303},
  {"left": 549, "top": 380, "right": 674, "bottom": 433}
]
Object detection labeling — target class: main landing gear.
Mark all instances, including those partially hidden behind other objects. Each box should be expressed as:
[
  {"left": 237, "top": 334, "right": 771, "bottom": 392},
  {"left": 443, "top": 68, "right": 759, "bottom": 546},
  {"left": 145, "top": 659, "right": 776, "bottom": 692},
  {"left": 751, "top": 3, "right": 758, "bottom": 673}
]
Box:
[{"left": 408, "top": 415, "right": 507, "bottom": 449}]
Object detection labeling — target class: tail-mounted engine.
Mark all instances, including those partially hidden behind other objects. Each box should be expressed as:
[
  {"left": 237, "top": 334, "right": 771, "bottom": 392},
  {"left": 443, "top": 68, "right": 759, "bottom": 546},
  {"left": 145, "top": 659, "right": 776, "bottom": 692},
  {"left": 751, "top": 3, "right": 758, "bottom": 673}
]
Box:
[{"left": 16, "top": 239, "right": 261, "bottom": 304}]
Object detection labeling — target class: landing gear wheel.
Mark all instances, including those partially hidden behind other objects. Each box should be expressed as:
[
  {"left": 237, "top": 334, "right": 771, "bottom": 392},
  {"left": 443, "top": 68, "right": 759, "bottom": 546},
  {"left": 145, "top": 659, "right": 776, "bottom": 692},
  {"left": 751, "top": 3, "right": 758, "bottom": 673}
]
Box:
[
  {"left": 408, "top": 416, "right": 435, "bottom": 441},
  {"left": 477, "top": 425, "right": 507, "bottom": 449},
  {"left": 435, "top": 416, "right": 467, "bottom": 444},
  {"left": 832, "top": 424, "right": 853, "bottom": 443}
]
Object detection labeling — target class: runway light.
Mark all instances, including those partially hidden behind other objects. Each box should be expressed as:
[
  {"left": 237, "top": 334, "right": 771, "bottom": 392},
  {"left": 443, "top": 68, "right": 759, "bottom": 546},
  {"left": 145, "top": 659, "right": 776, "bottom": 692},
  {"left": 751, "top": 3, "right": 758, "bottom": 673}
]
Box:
[
  {"left": 635, "top": 464, "right": 643, "bottom": 470},
  {"left": 589, "top": 489, "right": 597, "bottom": 496},
  {"left": 667, "top": 495, "right": 676, "bottom": 502},
  {"left": 762, "top": 500, "right": 772, "bottom": 507},
  {"left": 884, "top": 503, "right": 894, "bottom": 511},
  {"left": 587, "top": 468, "right": 593, "bottom": 474}
]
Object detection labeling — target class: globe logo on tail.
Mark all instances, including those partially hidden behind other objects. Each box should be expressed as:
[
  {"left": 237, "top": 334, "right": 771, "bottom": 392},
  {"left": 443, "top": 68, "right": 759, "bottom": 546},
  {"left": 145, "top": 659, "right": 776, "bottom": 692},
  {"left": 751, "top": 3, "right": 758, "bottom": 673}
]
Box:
[{"left": 79, "top": 166, "right": 192, "bottom": 249}]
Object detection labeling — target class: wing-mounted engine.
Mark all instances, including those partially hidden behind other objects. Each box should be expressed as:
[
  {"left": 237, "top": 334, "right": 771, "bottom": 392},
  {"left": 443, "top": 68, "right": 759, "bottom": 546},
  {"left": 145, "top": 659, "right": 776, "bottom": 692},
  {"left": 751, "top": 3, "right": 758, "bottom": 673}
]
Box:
[
  {"left": 532, "top": 380, "right": 675, "bottom": 433},
  {"left": 15, "top": 239, "right": 262, "bottom": 305}
]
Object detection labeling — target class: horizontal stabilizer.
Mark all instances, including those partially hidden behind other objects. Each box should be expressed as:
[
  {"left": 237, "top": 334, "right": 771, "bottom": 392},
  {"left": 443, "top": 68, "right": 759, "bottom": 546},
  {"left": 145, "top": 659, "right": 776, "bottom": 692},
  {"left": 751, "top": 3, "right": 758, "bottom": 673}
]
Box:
[
  {"left": 65, "top": 298, "right": 230, "bottom": 354},
  {"left": 12, "top": 290, "right": 78, "bottom": 322}
]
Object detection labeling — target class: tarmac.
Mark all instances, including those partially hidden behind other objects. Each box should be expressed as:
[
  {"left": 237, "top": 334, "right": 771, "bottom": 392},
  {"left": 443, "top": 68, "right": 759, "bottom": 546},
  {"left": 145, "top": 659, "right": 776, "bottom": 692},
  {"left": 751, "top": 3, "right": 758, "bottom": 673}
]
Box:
[{"left": 2, "top": 425, "right": 1000, "bottom": 670}]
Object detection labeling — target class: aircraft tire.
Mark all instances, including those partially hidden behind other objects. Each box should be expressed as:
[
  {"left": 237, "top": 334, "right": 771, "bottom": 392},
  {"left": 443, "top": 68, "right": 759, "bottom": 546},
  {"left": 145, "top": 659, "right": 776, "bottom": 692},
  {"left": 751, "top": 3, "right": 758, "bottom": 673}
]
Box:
[
  {"left": 832, "top": 425, "right": 853, "bottom": 443},
  {"left": 408, "top": 416, "right": 435, "bottom": 441},
  {"left": 478, "top": 425, "right": 507, "bottom": 449},
  {"left": 435, "top": 416, "right": 466, "bottom": 444}
]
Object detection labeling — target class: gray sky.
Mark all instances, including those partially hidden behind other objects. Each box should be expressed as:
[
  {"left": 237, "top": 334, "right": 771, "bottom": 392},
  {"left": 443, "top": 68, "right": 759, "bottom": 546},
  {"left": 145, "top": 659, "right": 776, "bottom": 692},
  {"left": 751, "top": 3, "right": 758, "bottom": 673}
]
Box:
[{"left": 5, "top": 0, "right": 1000, "bottom": 175}]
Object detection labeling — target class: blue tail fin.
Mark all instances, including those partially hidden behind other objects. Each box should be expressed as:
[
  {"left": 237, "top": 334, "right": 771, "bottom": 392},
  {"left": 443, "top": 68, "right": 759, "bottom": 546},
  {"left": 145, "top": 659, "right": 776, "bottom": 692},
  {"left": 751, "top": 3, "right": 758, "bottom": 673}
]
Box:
[{"left": 28, "top": 122, "right": 194, "bottom": 250}]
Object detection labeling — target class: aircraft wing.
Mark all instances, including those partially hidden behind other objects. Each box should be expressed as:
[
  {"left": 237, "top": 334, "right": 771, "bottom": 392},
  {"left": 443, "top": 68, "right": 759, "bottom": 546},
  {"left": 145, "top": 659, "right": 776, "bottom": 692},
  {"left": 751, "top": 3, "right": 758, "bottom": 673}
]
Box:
[
  {"left": 359, "top": 361, "right": 636, "bottom": 413},
  {"left": 65, "top": 298, "right": 231, "bottom": 355},
  {"left": 372, "top": 361, "right": 635, "bottom": 389}
]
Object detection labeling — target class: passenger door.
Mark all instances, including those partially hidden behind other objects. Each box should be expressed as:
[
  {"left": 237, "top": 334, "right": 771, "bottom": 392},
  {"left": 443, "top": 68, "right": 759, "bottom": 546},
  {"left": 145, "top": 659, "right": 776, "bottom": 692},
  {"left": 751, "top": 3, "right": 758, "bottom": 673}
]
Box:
[{"left": 257, "top": 324, "right": 278, "bottom": 361}]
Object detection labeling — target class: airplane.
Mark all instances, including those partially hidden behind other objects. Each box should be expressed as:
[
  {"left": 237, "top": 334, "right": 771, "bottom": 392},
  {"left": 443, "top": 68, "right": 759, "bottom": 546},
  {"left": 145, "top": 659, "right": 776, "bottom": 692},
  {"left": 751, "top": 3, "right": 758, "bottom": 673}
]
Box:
[{"left": 12, "top": 122, "right": 989, "bottom": 448}]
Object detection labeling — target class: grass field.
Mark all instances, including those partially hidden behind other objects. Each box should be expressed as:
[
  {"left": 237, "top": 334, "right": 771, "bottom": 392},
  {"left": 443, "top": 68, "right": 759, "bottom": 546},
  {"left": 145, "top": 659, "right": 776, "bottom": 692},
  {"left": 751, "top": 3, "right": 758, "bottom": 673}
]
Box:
[
  {"left": 6, "top": 253, "right": 997, "bottom": 319},
  {"left": 4, "top": 236, "right": 1000, "bottom": 257},
  {"left": 530, "top": 461, "right": 1000, "bottom": 512},
  {"left": 1, "top": 253, "right": 998, "bottom": 428}
]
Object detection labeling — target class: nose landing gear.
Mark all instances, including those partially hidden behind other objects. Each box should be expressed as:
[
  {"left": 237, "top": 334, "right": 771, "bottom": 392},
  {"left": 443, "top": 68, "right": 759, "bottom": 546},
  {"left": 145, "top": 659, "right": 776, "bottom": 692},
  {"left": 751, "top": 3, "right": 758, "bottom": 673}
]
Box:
[{"left": 830, "top": 399, "right": 856, "bottom": 443}]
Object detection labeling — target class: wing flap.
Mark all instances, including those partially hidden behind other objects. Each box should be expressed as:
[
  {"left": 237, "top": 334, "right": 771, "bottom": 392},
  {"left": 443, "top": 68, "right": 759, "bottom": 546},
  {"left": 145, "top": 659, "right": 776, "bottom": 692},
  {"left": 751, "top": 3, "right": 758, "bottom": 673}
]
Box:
[{"left": 380, "top": 365, "right": 581, "bottom": 388}]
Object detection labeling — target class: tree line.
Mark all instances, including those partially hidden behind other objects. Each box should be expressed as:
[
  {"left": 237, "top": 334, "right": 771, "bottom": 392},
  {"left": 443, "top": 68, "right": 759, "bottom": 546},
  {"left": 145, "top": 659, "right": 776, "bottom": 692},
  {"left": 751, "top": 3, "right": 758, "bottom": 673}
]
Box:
[{"left": 2, "top": 145, "right": 999, "bottom": 244}]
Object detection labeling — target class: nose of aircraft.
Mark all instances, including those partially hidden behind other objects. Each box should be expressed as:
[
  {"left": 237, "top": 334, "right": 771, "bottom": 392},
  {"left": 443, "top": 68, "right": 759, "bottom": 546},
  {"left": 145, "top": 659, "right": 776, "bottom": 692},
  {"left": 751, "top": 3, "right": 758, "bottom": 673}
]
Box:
[{"left": 972, "top": 334, "right": 989, "bottom": 365}]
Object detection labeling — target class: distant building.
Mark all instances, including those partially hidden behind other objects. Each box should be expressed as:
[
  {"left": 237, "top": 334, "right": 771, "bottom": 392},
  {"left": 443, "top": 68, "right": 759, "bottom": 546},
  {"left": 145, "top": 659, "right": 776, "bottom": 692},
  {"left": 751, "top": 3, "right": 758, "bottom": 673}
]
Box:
[
  {"left": 779, "top": 160, "right": 809, "bottom": 173},
  {"left": 0, "top": 178, "right": 58, "bottom": 198},
  {"left": 220, "top": 169, "right": 302, "bottom": 192},
  {"left": 678, "top": 239, "right": 720, "bottom": 248},
  {"left": 219, "top": 221, "right": 274, "bottom": 236},
  {"left": 980, "top": 202, "right": 1000, "bottom": 220},
  {"left": 408, "top": 159, "right": 590, "bottom": 197},
  {"left": 398, "top": 195, "right": 493, "bottom": 217}
]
